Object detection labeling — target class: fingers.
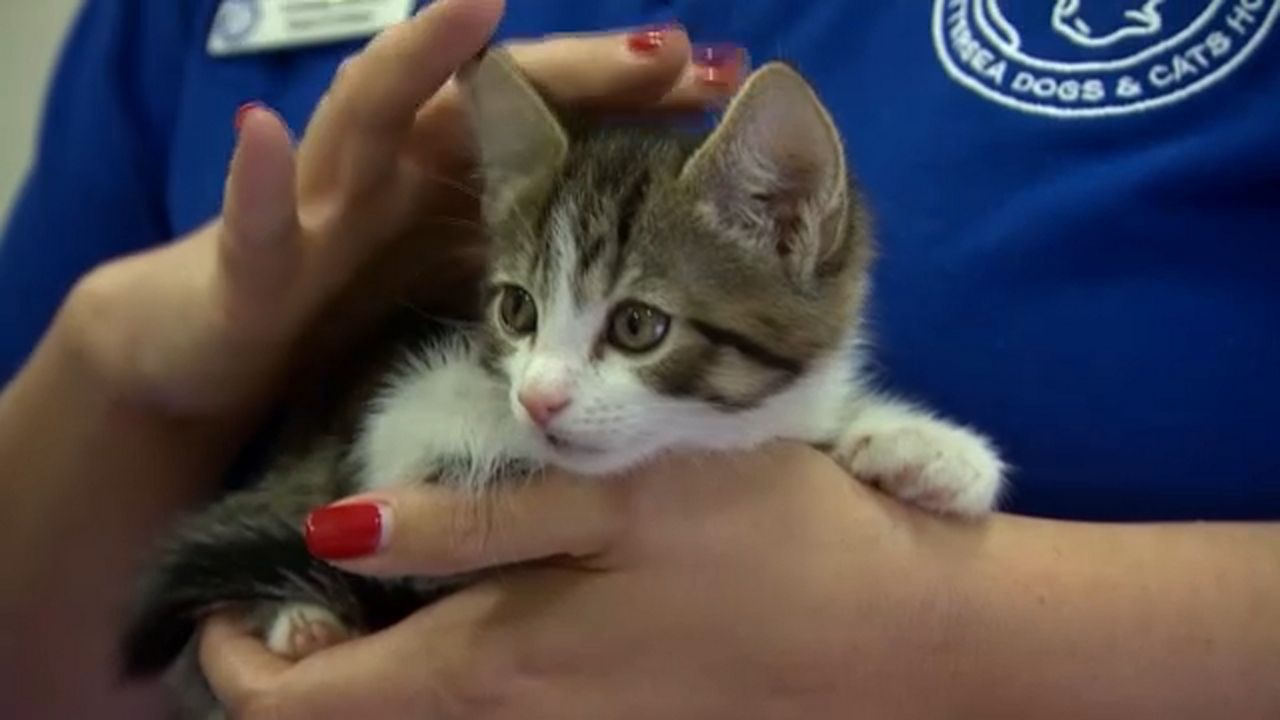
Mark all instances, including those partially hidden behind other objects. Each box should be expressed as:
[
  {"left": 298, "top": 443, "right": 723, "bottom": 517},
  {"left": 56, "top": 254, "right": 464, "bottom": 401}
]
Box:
[
  {"left": 306, "top": 475, "right": 619, "bottom": 577},
  {"left": 507, "top": 27, "right": 692, "bottom": 109},
  {"left": 203, "top": 600, "right": 492, "bottom": 720},
  {"left": 330, "top": 0, "right": 504, "bottom": 135},
  {"left": 502, "top": 27, "right": 749, "bottom": 111},
  {"left": 219, "top": 105, "right": 300, "bottom": 304},
  {"left": 297, "top": 0, "right": 503, "bottom": 220},
  {"left": 407, "top": 28, "right": 747, "bottom": 168},
  {"left": 199, "top": 612, "right": 294, "bottom": 712},
  {"left": 507, "top": 28, "right": 749, "bottom": 110}
]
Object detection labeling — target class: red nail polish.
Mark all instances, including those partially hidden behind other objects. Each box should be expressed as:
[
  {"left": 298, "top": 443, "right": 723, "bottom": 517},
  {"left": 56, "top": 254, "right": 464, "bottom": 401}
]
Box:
[
  {"left": 692, "top": 44, "right": 746, "bottom": 87},
  {"left": 305, "top": 502, "right": 385, "bottom": 560},
  {"left": 234, "top": 101, "right": 263, "bottom": 132},
  {"left": 692, "top": 43, "right": 742, "bottom": 68},
  {"left": 626, "top": 24, "right": 672, "bottom": 54}
]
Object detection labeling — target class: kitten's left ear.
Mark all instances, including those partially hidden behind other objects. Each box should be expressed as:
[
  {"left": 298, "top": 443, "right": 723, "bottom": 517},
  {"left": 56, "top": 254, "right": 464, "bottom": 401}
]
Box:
[
  {"left": 458, "top": 47, "right": 570, "bottom": 220},
  {"left": 681, "top": 63, "right": 849, "bottom": 280}
]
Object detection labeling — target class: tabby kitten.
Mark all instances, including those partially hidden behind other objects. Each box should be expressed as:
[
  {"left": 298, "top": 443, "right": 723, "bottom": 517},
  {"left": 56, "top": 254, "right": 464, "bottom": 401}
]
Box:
[{"left": 122, "top": 50, "right": 1005, "bottom": 716}]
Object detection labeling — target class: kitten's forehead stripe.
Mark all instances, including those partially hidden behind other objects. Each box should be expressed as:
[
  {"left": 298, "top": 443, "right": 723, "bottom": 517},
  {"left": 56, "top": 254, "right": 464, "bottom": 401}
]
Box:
[
  {"left": 567, "top": 199, "right": 602, "bottom": 307},
  {"left": 577, "top": 226, "right": 605, "bottom": 289},
  {"left": 546, "top": 143, "right": 657, "bottom": 309},
  {"left": 605, "top": 166, "right": 651, "bottom": 297}
]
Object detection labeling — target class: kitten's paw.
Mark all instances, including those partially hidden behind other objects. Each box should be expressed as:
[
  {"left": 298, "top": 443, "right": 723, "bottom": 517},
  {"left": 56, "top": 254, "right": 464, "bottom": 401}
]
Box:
[
  {"left": 835, "top": 414, "right": 1005, "bottom": 517},
  {"left": 264, "top": 603, "right": 351, "bottom": 661}
]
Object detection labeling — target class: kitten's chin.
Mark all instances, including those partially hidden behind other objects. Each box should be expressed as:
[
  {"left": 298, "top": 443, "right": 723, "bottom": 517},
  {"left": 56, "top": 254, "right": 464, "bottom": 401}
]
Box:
[{"left": 544, "top": 442, "right": 657, "bottom": 478}]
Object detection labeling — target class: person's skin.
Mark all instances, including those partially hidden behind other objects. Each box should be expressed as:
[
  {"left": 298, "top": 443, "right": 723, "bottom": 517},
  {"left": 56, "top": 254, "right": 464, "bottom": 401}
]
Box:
[
  {"left": 2, "top": 2, "right": 1277, "bottom": 719},
  {"left": 0, "top": 1, "right": 739, "bottom": 716},
  {"left": 192, "top": 448, "right": 1280, "bottom": 720}
]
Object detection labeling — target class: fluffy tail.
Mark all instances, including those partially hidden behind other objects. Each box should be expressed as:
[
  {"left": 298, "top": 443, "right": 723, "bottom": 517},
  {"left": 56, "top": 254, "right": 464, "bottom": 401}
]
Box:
[{"left": 120, "top": 500, "right": 424, "bottom": 679}]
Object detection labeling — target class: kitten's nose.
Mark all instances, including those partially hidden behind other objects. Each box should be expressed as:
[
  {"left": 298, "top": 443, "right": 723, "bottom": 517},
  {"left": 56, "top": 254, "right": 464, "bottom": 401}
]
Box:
[{"left": 519, "top": 389, "right": 571, "bottom": 427}]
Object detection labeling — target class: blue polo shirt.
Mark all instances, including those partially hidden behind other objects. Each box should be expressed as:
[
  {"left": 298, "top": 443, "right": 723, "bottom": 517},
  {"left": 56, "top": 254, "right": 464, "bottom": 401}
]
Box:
[{"left": 3, "top": 0, "right": 1278, "bottom": 521}]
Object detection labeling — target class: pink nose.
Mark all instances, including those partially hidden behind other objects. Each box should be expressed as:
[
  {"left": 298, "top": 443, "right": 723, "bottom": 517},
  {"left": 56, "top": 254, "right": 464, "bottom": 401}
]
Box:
[{"left": 518, "top": 389, "right": 570, "bottom": 427}]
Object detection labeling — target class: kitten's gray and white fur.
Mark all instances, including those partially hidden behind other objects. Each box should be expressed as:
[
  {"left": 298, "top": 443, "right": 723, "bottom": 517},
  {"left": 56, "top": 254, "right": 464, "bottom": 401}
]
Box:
[{"left": 122, "top": 50, "right": 1005, "bottom": 717}]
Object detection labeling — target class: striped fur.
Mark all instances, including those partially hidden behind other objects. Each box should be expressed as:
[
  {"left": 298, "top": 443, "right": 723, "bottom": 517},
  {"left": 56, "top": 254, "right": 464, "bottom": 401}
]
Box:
[
  {"left": 482, "top": 123, "right": 871, "bottom": 414},
  {"left": 122, "top": 55, "right": 1004, "bottom": 719},
  {"left": 458, "top": 55, "right": 879, "bottom": 478}
]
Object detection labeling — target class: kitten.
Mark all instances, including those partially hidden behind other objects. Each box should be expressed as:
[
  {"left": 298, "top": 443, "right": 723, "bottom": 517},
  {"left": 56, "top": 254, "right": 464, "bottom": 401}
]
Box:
[{"left": 121, "top": 50, "right": 1005, "bottom": 716}]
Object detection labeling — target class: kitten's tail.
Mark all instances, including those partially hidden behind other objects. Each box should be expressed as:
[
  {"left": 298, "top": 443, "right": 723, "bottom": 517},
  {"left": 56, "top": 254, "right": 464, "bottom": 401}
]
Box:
[{"left": 120, "top": 504, "right": 422, "bottom": 680}]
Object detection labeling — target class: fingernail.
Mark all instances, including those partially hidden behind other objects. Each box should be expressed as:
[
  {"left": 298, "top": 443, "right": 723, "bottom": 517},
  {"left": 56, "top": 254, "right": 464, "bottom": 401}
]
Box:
[
  {"left": 305, "top": 502, "right": 389, "bottom": 560},
  {"left": 692, "top": 43, "right": 747, "bottom": 86},
  {"left": 234, "top": 101, "right": 264, "bottom": 133},
  {"left": 626, "top": 24, "right": 676, "bottom": 54}
]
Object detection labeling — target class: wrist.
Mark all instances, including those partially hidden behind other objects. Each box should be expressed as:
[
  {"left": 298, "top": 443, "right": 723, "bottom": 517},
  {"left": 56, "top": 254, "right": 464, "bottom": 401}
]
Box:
[
  {"left": 51, "top": 262, "right": 166, "bottom": 414},
  {"left": 918, "top": 514, "right": 1027, "bottom": 717},
  {"left": 816, "top": 508, "right": 1052, "bottom": 718},
  {"left": 34, "top": 288, "right": 243, "bottom": 464},
  {"left": 922, "top": 514, "right": 1280, "bottom": 718},
  {"left": 805, "top": 497, "right": 1005, "bottom": 719},
  {"left": 900, "top": 512, "right": 1011, "bottom": 718},
  {"left": 54, "top": 247, "right": 281, "bottom": 438},
  {"left": 0, "top": 307, "right": 238, "bottom": 715}
]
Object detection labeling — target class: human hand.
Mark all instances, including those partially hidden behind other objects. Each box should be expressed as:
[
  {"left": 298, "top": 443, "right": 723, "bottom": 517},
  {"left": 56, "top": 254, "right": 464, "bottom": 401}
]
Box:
[
  {"left": 53, "top": 0, "right": 737, "bottom": 441},
  {"left": 201, "top": 444, "right": 981, "bottom": 719}
]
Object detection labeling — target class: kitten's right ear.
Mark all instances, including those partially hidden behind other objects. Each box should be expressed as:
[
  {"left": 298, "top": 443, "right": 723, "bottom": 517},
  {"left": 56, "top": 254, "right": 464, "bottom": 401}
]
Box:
[{"left": 458, "top": 48, "right": 569, "bottom": 217}]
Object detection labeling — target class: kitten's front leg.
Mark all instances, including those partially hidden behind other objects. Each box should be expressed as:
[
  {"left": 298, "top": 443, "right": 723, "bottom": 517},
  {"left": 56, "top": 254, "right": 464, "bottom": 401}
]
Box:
[{"left": 832, "top": 400, "right": 1005, "bottom": 516}]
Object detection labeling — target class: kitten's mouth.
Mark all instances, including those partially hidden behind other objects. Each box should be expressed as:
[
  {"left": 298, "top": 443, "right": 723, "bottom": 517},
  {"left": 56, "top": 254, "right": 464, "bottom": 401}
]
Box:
[{"left": 544, "top": 432, "right": 600, "bottom": 455}]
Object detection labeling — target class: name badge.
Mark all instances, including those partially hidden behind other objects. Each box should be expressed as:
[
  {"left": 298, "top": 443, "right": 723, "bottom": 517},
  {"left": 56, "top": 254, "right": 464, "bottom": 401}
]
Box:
[{"left": 208, "top": 0, "right": 416, "bottom": 57}]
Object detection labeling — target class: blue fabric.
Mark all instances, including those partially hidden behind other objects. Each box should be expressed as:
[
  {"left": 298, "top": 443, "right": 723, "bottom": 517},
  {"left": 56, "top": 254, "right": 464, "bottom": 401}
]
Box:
[{"left": 3, "top": 0, "right": 1278, "bottom": 521}]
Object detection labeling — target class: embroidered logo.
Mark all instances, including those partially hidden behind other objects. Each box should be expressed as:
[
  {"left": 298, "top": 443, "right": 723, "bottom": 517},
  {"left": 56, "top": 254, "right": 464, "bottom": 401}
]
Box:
[
  {"left": 933, "top": 0, "right": 1278, "bottom": 118},
  {"left": 211, "top": 0, "right": 261, "bottom": 48}
]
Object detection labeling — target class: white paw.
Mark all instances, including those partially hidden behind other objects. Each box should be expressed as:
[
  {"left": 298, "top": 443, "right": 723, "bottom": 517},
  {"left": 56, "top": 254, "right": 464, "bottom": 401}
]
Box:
[
  {"left": 263, "top": 603, "right": 351, "bottom": 661},
  {"left": 835, "top": 411, "right": 1005, "bottom": 517}
]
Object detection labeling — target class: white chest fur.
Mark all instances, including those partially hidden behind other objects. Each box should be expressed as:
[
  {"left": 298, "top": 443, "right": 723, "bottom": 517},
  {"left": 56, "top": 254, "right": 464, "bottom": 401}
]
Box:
[{"left": 351, "top": 335, "right": 544, "bottom": 492}]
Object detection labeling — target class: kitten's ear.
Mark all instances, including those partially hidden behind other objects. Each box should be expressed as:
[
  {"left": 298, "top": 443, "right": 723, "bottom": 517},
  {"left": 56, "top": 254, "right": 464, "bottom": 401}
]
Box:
[
  {"left": 681, "top": 63, "right": 848, "bottom": 280},
  {"left": 458, "top": 48, "right": 569, "bottom": 217}
]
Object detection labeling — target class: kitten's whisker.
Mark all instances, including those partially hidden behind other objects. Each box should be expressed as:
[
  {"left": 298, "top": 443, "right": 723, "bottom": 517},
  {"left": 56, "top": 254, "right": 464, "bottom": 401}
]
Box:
[
  {"left": 395, "top": 301, "right": 440, "bottom": 323},
  {"left": 413, "top": 170, "right": 486, "bottom": 205},
  {"left": 393, "top": 300, "right": 478, "bottom": 330},
  {"left": 412, "top": 170, "right": 542, "bottom": 248},
  {"left": 413, "top": 215, "right": 487, "bottom": 233}
]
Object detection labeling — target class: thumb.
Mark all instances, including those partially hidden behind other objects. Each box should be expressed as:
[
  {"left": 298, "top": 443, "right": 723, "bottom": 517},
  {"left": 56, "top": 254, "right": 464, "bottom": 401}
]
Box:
[
  {"left": 303, "top": 475, "right": 620, "bottom": 577},
  {"left": 219, "top": 104, "right": 302, "bottom": 304}
]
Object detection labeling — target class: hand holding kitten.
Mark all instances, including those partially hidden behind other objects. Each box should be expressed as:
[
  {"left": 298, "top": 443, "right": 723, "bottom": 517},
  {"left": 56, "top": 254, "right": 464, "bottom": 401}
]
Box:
[
  {"left": 138, "top": 44, "right": 1005, "bottom": 713},
  {"left": 200, "top": 444, "right": 988, "bottom": 720}
]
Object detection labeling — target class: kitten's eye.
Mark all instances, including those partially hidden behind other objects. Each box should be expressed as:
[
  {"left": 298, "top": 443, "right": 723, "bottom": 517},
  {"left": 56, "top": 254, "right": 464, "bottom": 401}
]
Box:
[
  {"left": 608, "top": 302, "right": 671, "bottom": 353},
  {"left": 497, "top": 286, "right": 537, "bottom": 336}
]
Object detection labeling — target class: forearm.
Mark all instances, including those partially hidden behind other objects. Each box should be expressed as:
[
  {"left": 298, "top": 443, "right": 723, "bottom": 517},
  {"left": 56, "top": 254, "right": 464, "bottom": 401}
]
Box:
[
  {"left": 946, "top": 514, "right": 1280, "bottom": 718},
  {"left": 0, "top": 319, "right": 231, "bottom": 716}
]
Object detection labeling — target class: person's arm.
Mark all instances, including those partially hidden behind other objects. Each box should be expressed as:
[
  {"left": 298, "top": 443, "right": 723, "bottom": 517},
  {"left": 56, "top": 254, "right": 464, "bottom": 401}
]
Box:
[
  {"left": 946, "top": 514, "right": 1280, "bottom": 718},
  {"left": 0, "top": 95, "right": 320, "bottom": 717},
  {"left": 0, "top": 2, "right": 236, "bottom": 711},
  {"left": 200, "top": 446, "right": 1280, "bottom": 719},
  {"left": 0, "top": 315, "right": 230, "bottom": 719},
  {"left": 0, "top": 0, "right": 198, "bottom": 386}
]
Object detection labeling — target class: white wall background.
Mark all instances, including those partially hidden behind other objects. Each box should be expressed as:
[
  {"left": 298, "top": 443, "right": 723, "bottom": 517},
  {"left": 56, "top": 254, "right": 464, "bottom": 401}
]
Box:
[{"left": 0, "top": 1, "right": 83, "bottom": 226}]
